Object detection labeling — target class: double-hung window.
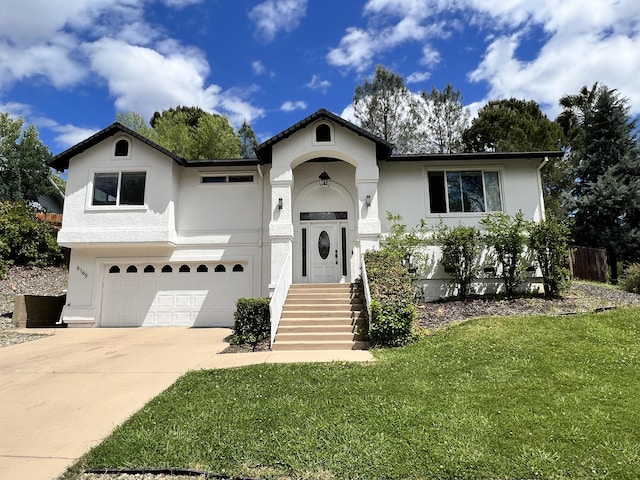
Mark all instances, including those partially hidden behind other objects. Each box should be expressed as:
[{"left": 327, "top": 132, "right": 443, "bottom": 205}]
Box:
[
  {"left": 428, "top": 170, "right": 502, "bottom": 213},
  {"left": 92, "top": 172, "right": 146, "bottom": 206}
]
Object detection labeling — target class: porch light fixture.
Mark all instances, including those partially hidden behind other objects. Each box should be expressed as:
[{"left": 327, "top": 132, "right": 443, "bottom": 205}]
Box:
[
  {"left": 319, "top": 160, "right": 331, "bottom": 188},
  {"left": 278, "top": 198, "right": 283, "bottom": 210},
  {"left": 365, "top": 195, "right": 371, "bottom": 207}
]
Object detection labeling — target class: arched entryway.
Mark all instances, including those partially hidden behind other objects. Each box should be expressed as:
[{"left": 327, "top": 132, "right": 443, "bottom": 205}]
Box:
[{"left": 292, "top": 168, "right": 356, "bottom": 283}]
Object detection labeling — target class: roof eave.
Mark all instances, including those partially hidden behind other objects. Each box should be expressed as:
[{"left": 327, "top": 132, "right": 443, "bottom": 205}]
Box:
[{"left": 48, "top": 123, "right": 186, "bottom": 171}]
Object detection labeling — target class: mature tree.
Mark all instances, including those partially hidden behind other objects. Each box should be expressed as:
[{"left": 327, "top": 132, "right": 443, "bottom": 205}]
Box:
[
  {"left": 151, "top": 107, "right": 241, "bottom": 159},
  {"left": 463, "top": 98, "right": 567, "bottom": 218},
  {"left": 463, "top": 98, "right": 562, "bottom": 152},
  {"left": 562, "top": 86, "right": 640, "bottom": 280},
  {"left": 238, "top": 120, "right": 259, "bottom": 158},
  {"left": 150, "top": 106, "right": 206, "bottom": 129},
  {"left": 556, "top": 82, "right": 600, "bottom": 148},
  {"left": 0, "top": 113, "right": 53, "bottom": 203},
  {"left": 419, "top": 83, "right": 470, "bottom": 153},
  {"left": 115, "top": 111, "right": 156, "bottom": 140},
  {"left": 352, "top": 65, "right": 422, "bottom": 153}
]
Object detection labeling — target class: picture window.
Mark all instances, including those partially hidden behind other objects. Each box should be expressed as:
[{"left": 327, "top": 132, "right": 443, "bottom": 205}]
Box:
[
  {"left": 92, "top": 171, "right": 146, "bottom": 206},
  {"left": 427, "top": 170, "right": 502, "bottom": 213}
]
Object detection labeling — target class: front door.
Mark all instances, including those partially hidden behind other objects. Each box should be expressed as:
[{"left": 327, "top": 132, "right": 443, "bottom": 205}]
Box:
[{"left": 309, "top": 223, "right": 340, "bottom": 283}]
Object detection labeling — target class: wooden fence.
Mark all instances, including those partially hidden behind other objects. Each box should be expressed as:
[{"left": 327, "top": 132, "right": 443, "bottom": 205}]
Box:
[
  {"left": 569, "top": 246, "right": 608, "bottom": 282},
  {"left": 35, "top": 212, "right": 63, "bottom": 230}
]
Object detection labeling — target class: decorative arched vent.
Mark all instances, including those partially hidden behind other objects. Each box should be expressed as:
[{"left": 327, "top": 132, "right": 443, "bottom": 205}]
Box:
[
  {"left": 214, "top": 264, "right": 226, "bottom": 273},
  {"left": 197, "top": 264, "right": 208, "bottom": 273},
  {"left": 109, "top": 265, "right": 120, "bottom": 273},
  {"left": 179, "top": 264, "right": 190, "bottom": 273},
  {"left": 126, "top": 265, "right": 137, "bottom": 273},
  {"left": 114, "top": 139, "right": 130, "bottom": 157},
  {"left": 143, "top": 265, "right": 155, "bottom": 273},
  {"left": 315, "top": 124, "right": 331, "bottom": 142},
  {"left": 161, "top": 265, "right": 173, "bottom": 273},
  {"left": 232, "top": 264, "right": 244, "bottom": 272}
]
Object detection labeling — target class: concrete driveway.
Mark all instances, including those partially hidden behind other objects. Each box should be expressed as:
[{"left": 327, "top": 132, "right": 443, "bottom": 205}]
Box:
[{"left": 0, "top": 327, "right": 373, "bottom": 480}]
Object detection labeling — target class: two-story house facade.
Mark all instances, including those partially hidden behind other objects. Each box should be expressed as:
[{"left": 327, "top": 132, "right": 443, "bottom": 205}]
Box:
[{"left": 50, "top": 109, "right": 560, "bottom": 328}]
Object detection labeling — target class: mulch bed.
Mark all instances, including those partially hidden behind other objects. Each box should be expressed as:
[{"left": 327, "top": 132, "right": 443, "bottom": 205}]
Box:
[{"left": 417, "top": 282, "right": 640, "bottom": 331}]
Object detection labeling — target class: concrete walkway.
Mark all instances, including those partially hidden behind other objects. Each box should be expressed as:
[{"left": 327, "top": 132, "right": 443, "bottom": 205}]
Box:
[{"left": 0, "top": 328, "right": 373, "bottom": 480}]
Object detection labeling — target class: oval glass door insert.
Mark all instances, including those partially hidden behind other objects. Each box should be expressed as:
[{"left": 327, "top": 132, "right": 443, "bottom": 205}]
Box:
[{"left": 318, "top": 230, "right": 330, "bottom": 259}]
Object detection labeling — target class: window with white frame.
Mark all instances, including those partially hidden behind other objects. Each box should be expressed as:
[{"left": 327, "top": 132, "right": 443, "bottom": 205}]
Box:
[
  {"left": 427, "top": 170, "right": 502, "bottom": 213},
  {"left": 92, "top": 171, "right": 146, "bottom": 206},
  {"left": 200, "top": 174, "right": 254, "bottom": 184}
]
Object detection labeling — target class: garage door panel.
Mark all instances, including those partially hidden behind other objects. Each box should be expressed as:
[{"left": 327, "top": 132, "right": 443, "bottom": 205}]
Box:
[{"left": 101, "top": 263, "right": 251, "bottom": 327}]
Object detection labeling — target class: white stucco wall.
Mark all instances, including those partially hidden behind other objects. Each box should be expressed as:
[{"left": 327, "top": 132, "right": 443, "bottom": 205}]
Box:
[
  {"left": 377, "top": 158, "right": 545, "bottom": 232},
  {"left": 58, "top": 135, "right": 179, "bottom": 246},
  {"left": 376, "top": 157, "right": 546, "bottom": 301}
]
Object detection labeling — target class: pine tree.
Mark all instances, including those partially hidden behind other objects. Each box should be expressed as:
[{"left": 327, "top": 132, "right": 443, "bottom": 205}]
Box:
[
  {"left": 420, "top": 83, "right": 470, "bottom": 153},
  {"left": 352, "top": 65, "right": 422, "bottom": 153},
  {"left": 238, "top": 120, "right": 259, "bottom": 158},
  {"left": 568, "top": 87, "right": 640, "bottom": 281}
]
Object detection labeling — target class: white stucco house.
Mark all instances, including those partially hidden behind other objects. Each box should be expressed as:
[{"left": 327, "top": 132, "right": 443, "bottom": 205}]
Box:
[{"left": 49, "top": 108, "right": 561, "bottom": 328}]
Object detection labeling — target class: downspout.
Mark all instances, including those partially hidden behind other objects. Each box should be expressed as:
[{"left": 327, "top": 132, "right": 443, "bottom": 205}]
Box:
[{"left": 536, "top": 156, "right": 549, "bottom": 221}]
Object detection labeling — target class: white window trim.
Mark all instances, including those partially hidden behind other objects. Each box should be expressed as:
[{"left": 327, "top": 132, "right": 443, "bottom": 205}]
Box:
[
  {"left": 424, "top": 166, "right": 505, "bottom": 217},
  {"left": 312, "top": 121, "right": 335, "bottom": 146},
  {"left": 86, "top": 167, "right": 149, "bottom": 211},
  {"left": 112, "top": 136, "right": 132, "bottom": 160}
]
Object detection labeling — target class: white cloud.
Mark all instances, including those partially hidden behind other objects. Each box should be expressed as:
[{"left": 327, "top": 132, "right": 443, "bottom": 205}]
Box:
[
  {"left": 249, "top": 0, "right": 308, "bottom": 42},
  {"left": 51, "top": 123, "right": 100, "bottom": 150},
  {"left": 281, "top": 101, "right": 307, "bottom": 112},
  {"left": 407, "top": 71, "right": 431, "bottom": 84},
  {"left": 420, "top": 45, "right": 440, "bottom": 67},
  {"left": 467, "top": 1, "right": 640, "bottom": 117},
  {"left": 306, "top": 75, "right": 331, "bottom": 93},
  {"left": 85, "top": 38, "right": 264, "bottom": 127},
  {"left": 162, "top": 0, "right": 202, "bottom": 7},
  {"left": 0, "top": 102, "right": 31, "bottom": 118},
  {"left": 252, "top": 60, "right": 267, "bottom": 75},
  {"left": 327, "top": 28, "right": 376, "bottom": 72},
  {"left": 331, "top": 0, "right": 640, "bottom": 116}
]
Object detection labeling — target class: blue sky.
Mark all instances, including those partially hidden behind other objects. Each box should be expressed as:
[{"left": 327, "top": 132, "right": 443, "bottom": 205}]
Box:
[{"left": 1, "top": 0, "right": 639, "bottom": 154}]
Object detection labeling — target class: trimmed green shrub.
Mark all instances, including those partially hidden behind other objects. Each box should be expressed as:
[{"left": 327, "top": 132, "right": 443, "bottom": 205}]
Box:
[
  {"left": 527, "top": 216, "right": 571, "bottom": 297},
  {"left": 0, "top": 201, "right": 63, "bottom": 278},
  {"left": 481, "top": 211, "right": 528, "bottom": 298},
  {"left": 434, "top": 223, "right": 482, "bottom": 300},
  {"left": 620, "top": 263, "right": 640, "bottom": 294},
  {"left": 230, "top": 297, "right": 271, "bottom": 350},
  {"left": 364, "top": 250, "right": 416, "bottom": 347}
]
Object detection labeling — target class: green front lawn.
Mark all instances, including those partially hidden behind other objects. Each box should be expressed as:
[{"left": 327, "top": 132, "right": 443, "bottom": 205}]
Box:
[{"left": 65, "top": 307, "right": 640, "bottom": 479}]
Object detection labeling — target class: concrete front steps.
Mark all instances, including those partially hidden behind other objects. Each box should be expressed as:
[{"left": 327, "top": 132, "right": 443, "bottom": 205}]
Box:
[{"left": 272, "top": 283, "right": 369, "bottom": 351}]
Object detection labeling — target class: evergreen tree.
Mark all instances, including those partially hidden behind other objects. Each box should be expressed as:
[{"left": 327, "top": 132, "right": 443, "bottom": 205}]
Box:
[
  {"left": 420, "top": 83, "right": 470, "bottom": 153},
  {"left": 352, "top": 65, "right": 422, "bottom": 153},
  {"left": 567, "top": 87, "right": 640, "bottom": 280},
  {"left": 238, "top": 120, "right": 259, "bottom": 158}
]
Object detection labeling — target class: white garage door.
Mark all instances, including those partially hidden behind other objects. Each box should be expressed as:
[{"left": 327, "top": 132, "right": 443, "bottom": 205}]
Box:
[{"left": 100, "top": 262, "right": 251, "bottom": 327}]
